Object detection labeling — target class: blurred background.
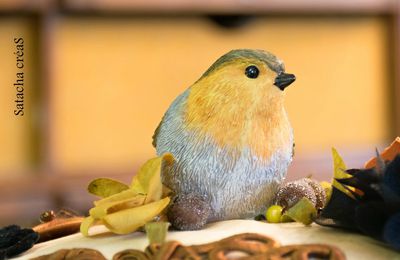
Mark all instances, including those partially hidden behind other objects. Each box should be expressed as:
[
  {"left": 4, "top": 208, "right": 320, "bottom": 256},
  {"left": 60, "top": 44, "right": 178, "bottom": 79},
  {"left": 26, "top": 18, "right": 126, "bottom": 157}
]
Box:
[{"left": 0, "top": 0, "right": 399, "bottom": 226}]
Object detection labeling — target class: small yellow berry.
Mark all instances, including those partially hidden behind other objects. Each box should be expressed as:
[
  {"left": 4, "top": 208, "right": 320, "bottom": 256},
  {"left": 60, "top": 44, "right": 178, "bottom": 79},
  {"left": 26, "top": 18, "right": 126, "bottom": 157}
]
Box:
[{"left": 266, "top": 205, "right": 283, "bottom": 223}]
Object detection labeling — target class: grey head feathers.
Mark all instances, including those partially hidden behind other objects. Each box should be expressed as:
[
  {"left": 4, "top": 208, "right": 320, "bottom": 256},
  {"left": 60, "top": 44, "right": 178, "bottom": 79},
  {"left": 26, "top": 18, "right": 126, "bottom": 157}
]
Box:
[{"left": 200, "top": 49, "right": 285, "bottom": 79}]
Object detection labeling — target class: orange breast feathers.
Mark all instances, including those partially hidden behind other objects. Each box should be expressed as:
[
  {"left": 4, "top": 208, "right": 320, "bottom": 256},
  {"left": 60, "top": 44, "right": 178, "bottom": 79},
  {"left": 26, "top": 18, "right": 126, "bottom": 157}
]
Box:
[{"left": 183, "top": 66, "right": 292, "bottom": 161}]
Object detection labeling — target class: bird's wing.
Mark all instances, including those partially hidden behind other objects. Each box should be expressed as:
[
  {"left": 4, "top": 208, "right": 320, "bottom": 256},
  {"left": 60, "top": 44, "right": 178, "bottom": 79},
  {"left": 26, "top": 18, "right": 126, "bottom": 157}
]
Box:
[
  {"left": 152, "top": 89, "right": 190, "bottom": 149},
  {"left": 152, "top": 117, "right": 164, "bottom": 148}
]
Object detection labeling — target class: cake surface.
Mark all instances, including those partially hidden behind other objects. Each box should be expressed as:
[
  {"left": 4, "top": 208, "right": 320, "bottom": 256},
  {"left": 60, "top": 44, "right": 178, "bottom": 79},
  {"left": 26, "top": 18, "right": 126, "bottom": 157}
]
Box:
[{"left": 16, "top": 220, "right": 399, "bottom": 259}]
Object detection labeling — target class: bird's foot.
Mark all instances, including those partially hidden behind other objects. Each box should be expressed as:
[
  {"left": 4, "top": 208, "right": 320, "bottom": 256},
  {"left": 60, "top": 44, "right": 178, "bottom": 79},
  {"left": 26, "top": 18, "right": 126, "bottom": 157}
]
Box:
[{"left": 167, "top": 193, "right": 212, "bottom": 231}]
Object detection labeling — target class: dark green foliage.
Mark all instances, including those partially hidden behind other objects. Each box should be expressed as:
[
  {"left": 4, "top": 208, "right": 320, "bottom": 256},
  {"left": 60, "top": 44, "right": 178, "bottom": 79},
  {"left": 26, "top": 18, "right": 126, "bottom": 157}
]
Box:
[
  {"left": 384, "top": 213, "right": 400, "bottom": 250},
  {"left": 0, "top": 225, "right": 39, "bottom": 260},
  {"left": 316, "top": 187, "right": 358, "bottom": 230},
  {"left": 317, "top": 155, "right": 400, "bottom": 251},
  {"left": 254, "top": 214, "right": 266, "bottom": 221}
]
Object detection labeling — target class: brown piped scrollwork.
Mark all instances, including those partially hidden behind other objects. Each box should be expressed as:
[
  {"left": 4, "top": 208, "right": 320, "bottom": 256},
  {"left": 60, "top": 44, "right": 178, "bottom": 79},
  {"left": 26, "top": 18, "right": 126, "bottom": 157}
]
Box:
[
  {"left": 31, "top": 233, "right": 345, "bottom": 260},
  {"left": 113, "top": 233, "right": 346, "bottom": 260}
]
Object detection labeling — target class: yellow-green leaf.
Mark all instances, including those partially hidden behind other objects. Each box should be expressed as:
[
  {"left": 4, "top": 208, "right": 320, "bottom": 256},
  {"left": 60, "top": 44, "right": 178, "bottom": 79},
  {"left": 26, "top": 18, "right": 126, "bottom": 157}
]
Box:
[
  {"left": 90, "top": 194, "right": 146, "bottom": 219},
  {"left": 94, "top": 189, "right": 140, "bottom": 206},
  {"left": 145, "top": 221, "right": 170, "bottom": 244},
  {"left": 102, "top": 197, "right": 170, "bottom": 234},
  {"left": 130, "top": 153, "right": 174, "bottom": 203},
  {"left": 283, "top": 197, "right": 317, "bottom": 225},
  {"left": 88, "top": 178, "right": 129, "bottom": 198},
  {"left": 331, "top": 148, "right": 355, "bottom": 199},
  {"left": 80, "top": 216, "right": 96, "bottom": 237},
  {"left": 280, "top": 214, "right": 294, "bottom": 223}
]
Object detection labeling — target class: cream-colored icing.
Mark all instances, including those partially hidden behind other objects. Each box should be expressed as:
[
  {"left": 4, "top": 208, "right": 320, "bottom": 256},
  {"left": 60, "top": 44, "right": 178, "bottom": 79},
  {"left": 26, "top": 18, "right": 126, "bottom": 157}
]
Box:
[{"left": 16, "top": 220, "right": 400, "bottom": 260}]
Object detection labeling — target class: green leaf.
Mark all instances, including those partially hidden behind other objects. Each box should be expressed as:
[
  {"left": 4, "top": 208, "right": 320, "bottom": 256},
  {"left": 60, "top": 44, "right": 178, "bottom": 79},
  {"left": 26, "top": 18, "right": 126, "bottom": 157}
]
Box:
[
  {"left": 145, "top": 221, "right": 170, "bottom": 244},
  {"left": 88, "top": 178, "right": 129, "bottom": 198},
  {"left": 283, "top": 197, "right": 317, "bottom": 225},
  {"left": 280, "top": 214, "right": 294, "bottom": 223}
]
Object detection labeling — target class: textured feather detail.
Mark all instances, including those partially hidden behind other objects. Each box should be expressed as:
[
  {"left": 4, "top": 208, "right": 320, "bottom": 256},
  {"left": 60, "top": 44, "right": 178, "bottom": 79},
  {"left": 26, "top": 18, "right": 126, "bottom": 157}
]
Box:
[
  {"left": 185, "top": 70, "right": 292, "bottom": 160},
  {"left": 200, "top": 49, "right": 284, "bottom": 79},
  {"left": 155, "top": 90, "right": 293, "bottom": 221},
  {"left": 152, "top": 91, "right": 188, "bottom": 148},
  {"left": 152, "top": 49, "right": 294, "bottom": 224}
]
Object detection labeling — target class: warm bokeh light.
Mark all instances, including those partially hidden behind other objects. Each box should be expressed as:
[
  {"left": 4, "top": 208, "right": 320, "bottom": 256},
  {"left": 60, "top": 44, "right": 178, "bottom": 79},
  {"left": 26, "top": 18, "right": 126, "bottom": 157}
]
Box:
[{"left": 50, "top": 17, "right": 389, "bottom": 173}]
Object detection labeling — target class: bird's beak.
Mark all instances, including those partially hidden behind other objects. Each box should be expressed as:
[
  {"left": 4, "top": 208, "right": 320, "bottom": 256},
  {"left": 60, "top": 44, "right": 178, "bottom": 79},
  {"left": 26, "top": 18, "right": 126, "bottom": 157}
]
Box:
[{"left": 274, "top": 72, "right": 296, "bottom": 91}]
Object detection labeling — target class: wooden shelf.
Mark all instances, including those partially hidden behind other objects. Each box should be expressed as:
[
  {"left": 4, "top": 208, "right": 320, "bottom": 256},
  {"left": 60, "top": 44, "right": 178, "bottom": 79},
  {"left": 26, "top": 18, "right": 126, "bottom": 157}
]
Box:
[
  {"left": 0, "top": 0, "right": 396, "bottom": 14},
  {"left": 0, "top": 149, "right": 373, "bottom": 226},
  {"left": 0, "top": 0, "right": 53, "bottom": 12},
  {"left": 61, "top": 0, "right": 396, "bottom": 14}
]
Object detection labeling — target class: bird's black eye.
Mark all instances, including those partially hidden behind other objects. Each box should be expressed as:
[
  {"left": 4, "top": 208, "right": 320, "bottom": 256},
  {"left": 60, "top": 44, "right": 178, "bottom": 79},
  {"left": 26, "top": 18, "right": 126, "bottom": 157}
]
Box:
[{"left": 245, "top": 65, "right": 259, "bottom": 79}]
